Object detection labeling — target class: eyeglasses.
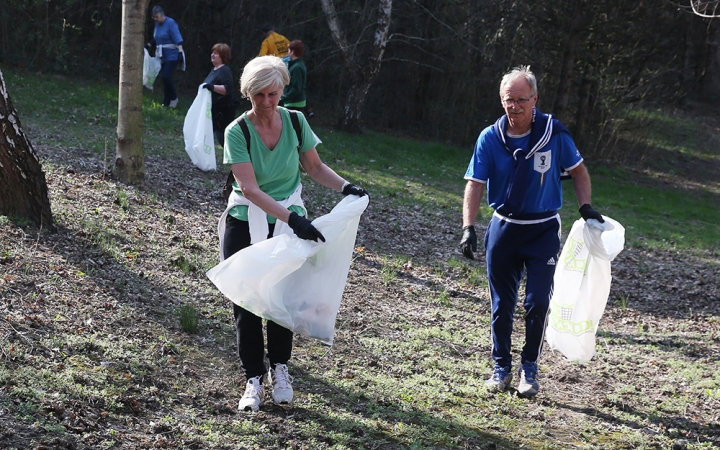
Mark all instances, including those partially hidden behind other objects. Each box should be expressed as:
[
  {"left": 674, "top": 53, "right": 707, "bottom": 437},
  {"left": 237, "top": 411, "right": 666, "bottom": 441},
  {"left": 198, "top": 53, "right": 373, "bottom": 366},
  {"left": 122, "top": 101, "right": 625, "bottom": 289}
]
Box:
[{"left": 502, "top": 97, "right": 534, "bottom": 106}]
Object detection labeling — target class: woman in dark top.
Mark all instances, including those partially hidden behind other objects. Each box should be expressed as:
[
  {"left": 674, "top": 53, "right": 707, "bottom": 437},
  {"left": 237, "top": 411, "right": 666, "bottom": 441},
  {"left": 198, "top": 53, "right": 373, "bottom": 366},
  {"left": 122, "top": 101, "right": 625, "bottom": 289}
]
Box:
[
  {"left": 280, "top": 40, "right": 309, "bottom": 117},
  {"left": 202, "top": 43, "right": 237, "bottom": 146}
]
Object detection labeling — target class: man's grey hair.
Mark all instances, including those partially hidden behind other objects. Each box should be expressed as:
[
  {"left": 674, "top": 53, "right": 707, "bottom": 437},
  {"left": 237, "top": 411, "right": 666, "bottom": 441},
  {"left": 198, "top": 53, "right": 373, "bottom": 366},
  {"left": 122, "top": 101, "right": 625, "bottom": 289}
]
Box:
[
  {"left": 240, "top": 56, "right": 290, "bottom": 99},
  {"left": 499, "top": 65, "right": 537, "bottom": 97},
  {"left": 151, "top": 6, "right": 164, "bottom": 15}
]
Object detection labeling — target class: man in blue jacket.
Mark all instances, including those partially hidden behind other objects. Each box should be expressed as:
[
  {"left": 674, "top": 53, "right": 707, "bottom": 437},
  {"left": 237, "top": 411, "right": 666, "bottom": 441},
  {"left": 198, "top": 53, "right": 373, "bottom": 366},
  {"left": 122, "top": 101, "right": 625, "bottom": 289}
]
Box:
[
  {"left": 460, "top": 66, "right": 604, "bottom": 397},
  {"left": 147, "top": 6, "right": 184, "bottom": 108}
]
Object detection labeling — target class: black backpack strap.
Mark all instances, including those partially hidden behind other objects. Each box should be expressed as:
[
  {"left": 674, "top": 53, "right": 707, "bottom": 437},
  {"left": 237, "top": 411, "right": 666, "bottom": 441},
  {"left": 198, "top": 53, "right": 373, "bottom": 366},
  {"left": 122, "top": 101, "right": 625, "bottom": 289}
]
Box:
[
  {"left": 237, "top": 115, "right": 251, "bottom": 153},
  {"left": 223, "top": 114, "right": 251, "bottom": 202},
  {"left": 289, "top": 110, "right": 303, "bottom": 151}
]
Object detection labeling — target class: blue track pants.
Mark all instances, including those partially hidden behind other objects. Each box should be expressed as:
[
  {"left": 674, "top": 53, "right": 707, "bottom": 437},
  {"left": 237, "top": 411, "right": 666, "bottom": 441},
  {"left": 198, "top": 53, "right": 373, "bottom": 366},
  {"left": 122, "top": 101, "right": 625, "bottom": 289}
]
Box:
[{"left": 484, "top": 214, "right": 560, "bottom": 369}]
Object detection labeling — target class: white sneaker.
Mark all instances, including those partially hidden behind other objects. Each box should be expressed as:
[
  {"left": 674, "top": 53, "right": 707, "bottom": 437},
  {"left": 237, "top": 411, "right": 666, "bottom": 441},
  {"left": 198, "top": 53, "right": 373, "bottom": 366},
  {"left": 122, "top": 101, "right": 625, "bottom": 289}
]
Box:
[
  {"left": 169, "top": 98, "right": 179, "bottom": 108},
  {"left": 269, "top": 364, "right": 294, "bottom": 405},
  {"left": 238, "top": 376, "right": 263, "bottom": 412}
]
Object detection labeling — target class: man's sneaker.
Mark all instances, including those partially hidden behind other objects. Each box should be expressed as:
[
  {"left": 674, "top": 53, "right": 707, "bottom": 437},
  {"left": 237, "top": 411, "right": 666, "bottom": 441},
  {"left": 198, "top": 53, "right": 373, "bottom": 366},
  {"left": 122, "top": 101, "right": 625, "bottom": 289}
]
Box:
[
  {"left": 269, "top": 363, "right": 294, "bottom": 405},
  {"left": 238, "top": 376, "right": 263, "bottom": 412},
  {"left": 485, "top": 366, "right": 513, "bottom": 392},
  {"left": 169, "top": 98, "right": 179, "bottom": 108},
  {"left": 517, "top": 362, "right": 540, "bottom": 397}
]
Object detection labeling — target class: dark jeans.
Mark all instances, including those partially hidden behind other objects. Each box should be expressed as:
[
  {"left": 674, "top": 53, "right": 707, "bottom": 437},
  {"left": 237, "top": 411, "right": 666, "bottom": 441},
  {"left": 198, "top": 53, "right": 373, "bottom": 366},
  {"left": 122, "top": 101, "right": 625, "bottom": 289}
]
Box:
[
  {"left": 160, "top": 60, "right": 178, "bottom": 106},
  {"left": 223, "top": 215, "right": 293, "bottom": 379},
  {"left": 212, "top": 105, "right": 236, "bottom": 147}
]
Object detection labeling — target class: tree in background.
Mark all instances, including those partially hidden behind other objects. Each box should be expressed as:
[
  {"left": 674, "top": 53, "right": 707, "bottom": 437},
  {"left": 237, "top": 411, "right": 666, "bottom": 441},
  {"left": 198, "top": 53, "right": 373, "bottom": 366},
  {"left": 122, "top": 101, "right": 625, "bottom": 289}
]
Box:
[
  {"left": 321, "top": 0, "right": 392, "bottom": 133},
  {"left": 116, "top": 0, "right": 151, "bottom": 185},
  {"left": 0, "top": 69, "right": 54, "bottom": 231}
]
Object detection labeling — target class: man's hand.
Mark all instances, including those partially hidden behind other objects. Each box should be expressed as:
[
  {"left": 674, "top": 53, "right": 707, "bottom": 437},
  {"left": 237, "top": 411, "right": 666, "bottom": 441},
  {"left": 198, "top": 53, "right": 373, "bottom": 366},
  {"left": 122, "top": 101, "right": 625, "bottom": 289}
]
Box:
[
  {"left": 342, "top": 183, "right": 369, "bottom": 197},
  {"left": 177, "top": 51, "right": 184, "bottom": 64},
  {"left": 204, "top": 83, "right": 214, "bottom": 92},
  {"left": 579, "top": 204, "right": 604, "bottom": 223},
  {"left": 288, "top": 212, "right": 326, "bottom": 242},
  {"left": 460, "top": 225, "right": 477, "bottom": 259}
]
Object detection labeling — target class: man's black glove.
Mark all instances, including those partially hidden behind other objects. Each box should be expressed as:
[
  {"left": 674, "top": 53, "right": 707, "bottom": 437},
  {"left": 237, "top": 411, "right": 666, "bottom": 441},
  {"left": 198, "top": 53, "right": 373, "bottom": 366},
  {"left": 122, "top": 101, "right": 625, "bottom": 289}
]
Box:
[
  {"left": 288, "top": 212, "right": 326, "bottom": 242},
  {"left": 460, "top": 225, "right": 477, "bottom": 260},
  {"left": 177, "top": 51, "right": 184, "bottom": 64},
  {"left": 342, "top": 183, "right": 369, "bottom": 197},
  {"left": 204, "top": 83, "right": 214, "bottom": 92},
  {"left": 146, "top": 39, "right": 155, "bottom": 49},
  {"left": 579, "top": 204, "right": 604, "bottom": 223}
]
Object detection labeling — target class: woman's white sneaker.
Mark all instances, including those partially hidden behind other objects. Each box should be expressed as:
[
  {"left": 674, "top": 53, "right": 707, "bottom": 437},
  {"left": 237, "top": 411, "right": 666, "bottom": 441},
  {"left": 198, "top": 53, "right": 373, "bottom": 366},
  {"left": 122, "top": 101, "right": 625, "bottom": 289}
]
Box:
[
  {"left": 270, "top": 364, "right": 294, "bottom": 405},
  {"left": 238, "top": 376, "right": 264, "bottom": 412}
]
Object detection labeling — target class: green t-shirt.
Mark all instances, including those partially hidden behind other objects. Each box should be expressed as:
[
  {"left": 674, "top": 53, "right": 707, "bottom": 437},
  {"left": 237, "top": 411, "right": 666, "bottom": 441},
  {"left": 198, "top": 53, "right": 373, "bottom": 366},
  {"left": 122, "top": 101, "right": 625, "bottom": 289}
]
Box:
[{"left": 223, "top": 108, "right": 316, "bottom": 223}]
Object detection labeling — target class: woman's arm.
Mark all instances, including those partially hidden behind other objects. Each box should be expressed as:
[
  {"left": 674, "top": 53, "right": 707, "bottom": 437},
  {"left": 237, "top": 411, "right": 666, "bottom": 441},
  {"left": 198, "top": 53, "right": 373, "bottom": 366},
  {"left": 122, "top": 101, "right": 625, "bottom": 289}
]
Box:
[{"left": 298, "top": 148, "right": 346, "bottom": 192}]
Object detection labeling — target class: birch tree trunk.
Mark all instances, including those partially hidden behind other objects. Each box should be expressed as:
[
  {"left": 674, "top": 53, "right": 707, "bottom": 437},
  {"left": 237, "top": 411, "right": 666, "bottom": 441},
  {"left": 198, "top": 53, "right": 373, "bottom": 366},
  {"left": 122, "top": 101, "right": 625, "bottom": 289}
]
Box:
[
  {"left": 116, "top": 0, "right": 151, "bottom": 185},
  {"left": 0, "top": 69, "right": 54, "bottom": 230},
  {"left": 321, "top": 0, "right": 392, "bottom": 133}
]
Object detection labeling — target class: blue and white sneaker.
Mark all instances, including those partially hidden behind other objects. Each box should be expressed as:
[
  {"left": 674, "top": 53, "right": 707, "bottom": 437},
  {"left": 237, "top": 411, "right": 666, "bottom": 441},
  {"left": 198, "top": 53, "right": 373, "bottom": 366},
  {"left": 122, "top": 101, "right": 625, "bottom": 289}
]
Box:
[
  {"left": 485, "top": 365, "right": 513, "bottom": 392},
  {"left": 518, "top": 362, "right": 540, "bottom": 396}
]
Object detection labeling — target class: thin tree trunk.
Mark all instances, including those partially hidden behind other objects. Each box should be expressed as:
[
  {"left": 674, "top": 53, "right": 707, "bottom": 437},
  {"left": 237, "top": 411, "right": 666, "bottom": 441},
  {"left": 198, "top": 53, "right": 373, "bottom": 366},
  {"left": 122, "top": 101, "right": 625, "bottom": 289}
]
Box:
[
  {"left": 116, "top": 0, "right": 151, "bottom": 185},
  {"left": 552, "top": 2, "right": 584, "bottom": 121},
  {"left": 574, "top": 65, "right": 595, "bottom": 147},
  {"left": 321, "top": 0, "right": 392, "bottom": 133},
  {"left": 0, "top": 69, "right": 54, "bottom": 230}
]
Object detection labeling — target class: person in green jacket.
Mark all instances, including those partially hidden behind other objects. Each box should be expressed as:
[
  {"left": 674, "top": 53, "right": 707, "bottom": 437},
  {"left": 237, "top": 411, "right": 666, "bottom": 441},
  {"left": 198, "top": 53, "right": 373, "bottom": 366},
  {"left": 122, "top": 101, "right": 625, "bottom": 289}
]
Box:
[{"left": 280, "top": 40, "right": 313, "bottom": 118}]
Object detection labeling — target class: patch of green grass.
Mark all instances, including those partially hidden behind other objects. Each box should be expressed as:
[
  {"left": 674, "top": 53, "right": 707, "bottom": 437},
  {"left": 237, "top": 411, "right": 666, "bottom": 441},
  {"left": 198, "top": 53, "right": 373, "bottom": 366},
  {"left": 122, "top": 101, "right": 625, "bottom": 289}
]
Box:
[
  {"left": 178, "top": 304, "right": 200, "bottom": 333},
  {"left": 561, "top": 163, "right": 720, "bottom": 253}
]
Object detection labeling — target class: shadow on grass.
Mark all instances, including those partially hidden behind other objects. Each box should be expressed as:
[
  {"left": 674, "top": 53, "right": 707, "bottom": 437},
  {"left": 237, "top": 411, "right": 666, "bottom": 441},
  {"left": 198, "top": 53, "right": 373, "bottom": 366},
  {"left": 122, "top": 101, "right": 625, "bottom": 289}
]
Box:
[
  {"left": 552, "top": 399, "right": 720, "bottom": 447},
  {"left": 253, "top": 367, "right": 516, "bottom": 450}
]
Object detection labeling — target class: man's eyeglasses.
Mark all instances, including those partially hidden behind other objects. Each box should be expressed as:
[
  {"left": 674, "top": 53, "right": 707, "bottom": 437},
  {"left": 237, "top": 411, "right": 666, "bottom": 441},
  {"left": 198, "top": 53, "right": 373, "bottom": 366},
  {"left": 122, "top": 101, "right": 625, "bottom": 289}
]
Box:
[{"left": 502, "top": 97, "right": 534, "bottom": 106}]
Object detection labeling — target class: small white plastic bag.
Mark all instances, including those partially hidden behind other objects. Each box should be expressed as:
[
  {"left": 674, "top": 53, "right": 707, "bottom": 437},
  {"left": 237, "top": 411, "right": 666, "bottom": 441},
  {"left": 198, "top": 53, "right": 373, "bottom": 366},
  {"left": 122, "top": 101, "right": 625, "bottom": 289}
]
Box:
[
  {"left": 545, "top": 216, "right": 625, "bottom": 363},
  {"left": 206, "top": 195, "right": 369, "bottom": 345},
  {"left": 182, "top": 86, "right": 216, "bottom": 171},
  {"left": 142, "top": 49, "right": 161, "bottom": 91}
]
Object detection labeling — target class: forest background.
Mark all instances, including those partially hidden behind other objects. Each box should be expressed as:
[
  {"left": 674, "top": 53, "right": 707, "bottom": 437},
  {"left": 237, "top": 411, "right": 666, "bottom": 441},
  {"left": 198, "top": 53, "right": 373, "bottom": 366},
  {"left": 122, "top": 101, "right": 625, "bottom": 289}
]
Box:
[{"left": 2, "top": 0, "right": 720, "bottom": 150}]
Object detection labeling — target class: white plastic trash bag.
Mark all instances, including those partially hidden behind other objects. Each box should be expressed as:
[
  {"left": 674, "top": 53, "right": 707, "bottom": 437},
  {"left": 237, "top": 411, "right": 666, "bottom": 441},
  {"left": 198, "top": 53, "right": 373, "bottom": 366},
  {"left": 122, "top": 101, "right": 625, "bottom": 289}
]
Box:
[
  {"left": 182, "top": 86, "right": 216, "bottom": 171},
  {"left": 142, "top": 49, "right": 161, "bottom": 91},
  {"left": 207, "top": 195, "right": 369, "bottom": 345},
  {"left": 545, "top": 216, "right": 625, "bottom": 363}
]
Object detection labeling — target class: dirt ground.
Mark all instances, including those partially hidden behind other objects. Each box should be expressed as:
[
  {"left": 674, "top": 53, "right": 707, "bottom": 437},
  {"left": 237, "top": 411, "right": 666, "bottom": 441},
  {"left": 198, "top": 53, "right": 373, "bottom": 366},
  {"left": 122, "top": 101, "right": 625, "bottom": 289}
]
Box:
[{"left": 1, "top": 138, "right": 719, "bottom": 449}]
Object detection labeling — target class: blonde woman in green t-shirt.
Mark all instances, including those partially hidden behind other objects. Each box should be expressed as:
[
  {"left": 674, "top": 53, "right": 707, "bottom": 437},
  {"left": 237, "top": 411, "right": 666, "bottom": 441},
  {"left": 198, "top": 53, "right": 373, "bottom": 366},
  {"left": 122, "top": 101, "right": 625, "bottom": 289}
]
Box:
[{"left": 219, "top": 55, "right": 368, "bottom": 412}]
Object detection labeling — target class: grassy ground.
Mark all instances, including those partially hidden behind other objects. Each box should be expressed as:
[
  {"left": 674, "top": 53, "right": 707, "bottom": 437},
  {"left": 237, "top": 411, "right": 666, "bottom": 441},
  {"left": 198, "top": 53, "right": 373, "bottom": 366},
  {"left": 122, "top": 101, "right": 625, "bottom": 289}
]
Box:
[{"left": 0, "top": 68, "right": 719, "bottom": 449}]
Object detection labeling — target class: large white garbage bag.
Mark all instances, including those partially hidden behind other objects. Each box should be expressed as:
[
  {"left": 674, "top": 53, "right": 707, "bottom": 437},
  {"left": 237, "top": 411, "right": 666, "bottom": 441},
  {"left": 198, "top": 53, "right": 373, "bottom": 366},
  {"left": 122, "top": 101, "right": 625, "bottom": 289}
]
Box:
[
  {"left": 207, "top": 195, "right": 369, "bottom": 345},
  {"left": 182, "top": 86, "right": 216, "bottom": 171},
  {"left": 545, "top": 216, "right": 625, "bottom": 363},
  {"left": 142, "top": 49, "right": 161, "bottom": 91}
]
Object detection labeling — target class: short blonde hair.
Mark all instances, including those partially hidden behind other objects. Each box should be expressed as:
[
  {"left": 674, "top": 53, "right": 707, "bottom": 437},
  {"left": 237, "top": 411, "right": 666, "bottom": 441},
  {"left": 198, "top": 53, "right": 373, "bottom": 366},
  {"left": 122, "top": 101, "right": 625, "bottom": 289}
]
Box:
[
  {"left": 240, "top": 56, "right": 289, "bottom": 98},
  {"left": 499, "top": 65, "right": 537, "bottom": 97}
]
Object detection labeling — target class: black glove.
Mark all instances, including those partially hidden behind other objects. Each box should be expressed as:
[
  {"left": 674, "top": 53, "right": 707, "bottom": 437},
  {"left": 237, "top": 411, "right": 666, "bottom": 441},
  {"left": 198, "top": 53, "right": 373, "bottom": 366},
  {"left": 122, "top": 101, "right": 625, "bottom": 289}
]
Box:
[
  {"left": 288, "top": 212, "right": 326, "bottom": 242},
  {"left": 177, "top": 51, "right": 184, "bottom": 64},
  {"left": 342, "top": 183, "right": 369, "bottom": 197},
  {"left": 460, "top": 225, "right": 477, "bottom": 260},
  {"left": 146, "top": 39, "right": 155, "bottom": 49},
  {"left": 204, "top": 83, "right": 214, "bottom": 92},
  {"left": 579, "top": 204, "right": 604, "bottom": 223}
]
